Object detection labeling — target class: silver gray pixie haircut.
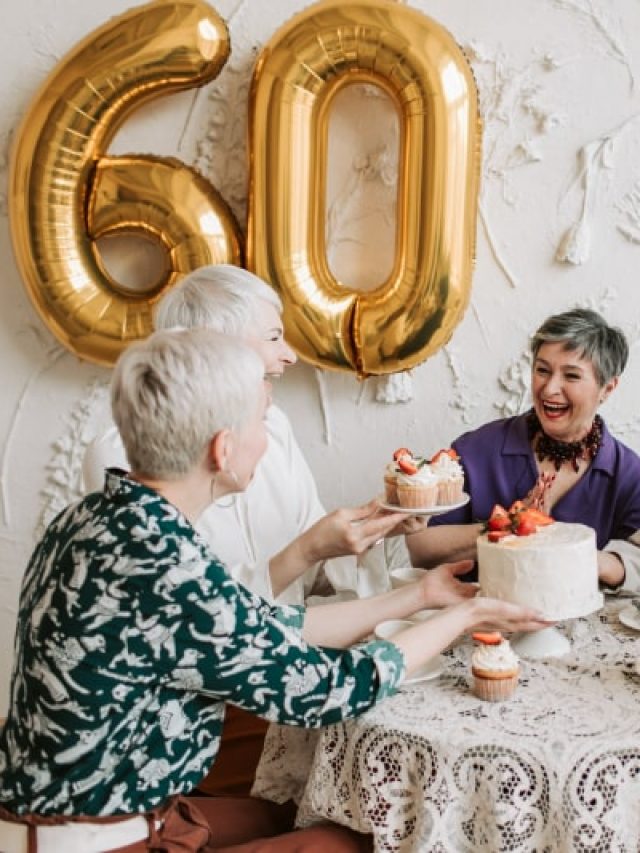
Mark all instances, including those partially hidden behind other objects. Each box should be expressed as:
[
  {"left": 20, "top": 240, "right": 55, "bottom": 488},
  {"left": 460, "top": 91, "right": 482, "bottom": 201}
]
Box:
[
  {"left": 530, "top": 307, "right": 628, "bottom": 386},
  {"left": 153, "top": 264, "right": 282, "bottom": 335},
  {"left": 111, "top": 328, "right": 264, "bottom": 479}
]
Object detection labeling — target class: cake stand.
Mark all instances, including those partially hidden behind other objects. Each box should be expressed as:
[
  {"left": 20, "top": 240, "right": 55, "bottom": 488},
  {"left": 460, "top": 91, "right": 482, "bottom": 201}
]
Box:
[
  {"left": 511, "top": 592, "right": 604, "bottom": 659},
  {"left": 512, "top": 626, "right": 571, "bottom": 658}
]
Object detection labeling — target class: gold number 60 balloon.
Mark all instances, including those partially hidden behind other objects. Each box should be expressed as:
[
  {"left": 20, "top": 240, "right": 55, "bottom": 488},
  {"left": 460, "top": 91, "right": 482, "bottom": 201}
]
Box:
[
  {"left": 9, "top": 1, "right": 242, "bottom": 366},
  {"left": 248, "top": 0, "right": 481, "bottom": 377}
]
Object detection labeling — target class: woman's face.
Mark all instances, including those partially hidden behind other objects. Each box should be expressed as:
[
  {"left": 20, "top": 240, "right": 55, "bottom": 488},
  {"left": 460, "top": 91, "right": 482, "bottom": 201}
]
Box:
[
  {"left": 531, "top": 341, "right": 616, "bottom": 442},
  {"left": 245, "top": 300, "right": 297, "bottom": 377}
]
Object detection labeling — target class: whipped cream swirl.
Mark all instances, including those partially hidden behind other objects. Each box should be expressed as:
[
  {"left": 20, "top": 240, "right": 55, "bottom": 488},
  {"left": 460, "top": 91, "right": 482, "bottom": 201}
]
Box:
[{"left": 472, "top": 639, "right": 519, "bottom": 672}]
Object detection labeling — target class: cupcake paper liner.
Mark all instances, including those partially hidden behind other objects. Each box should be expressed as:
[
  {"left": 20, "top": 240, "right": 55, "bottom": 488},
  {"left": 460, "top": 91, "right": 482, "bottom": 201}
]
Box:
[
  {"left": 472, "top": 669, "right": 519, "bottom": 702},
  {"left": 397, "top": 483, "right": 439, "bottom": 508}
]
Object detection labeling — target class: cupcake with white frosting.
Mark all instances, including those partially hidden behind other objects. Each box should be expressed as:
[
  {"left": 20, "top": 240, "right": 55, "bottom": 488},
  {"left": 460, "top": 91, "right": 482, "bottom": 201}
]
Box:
[
  {"left": 430, "top": 449, "right": 464, "bottom": 505},
  {"left": 384, "top": 461, "right": 402, "bottom": 504},
  {"left": 470, "top": 632, "right": 520, "bottom": 702},
  {"left": 384, "top": 448, "right": 422, "bottom": 504},
  {"left": 396, "top": 463, "right": 439, "bottom": 509}
]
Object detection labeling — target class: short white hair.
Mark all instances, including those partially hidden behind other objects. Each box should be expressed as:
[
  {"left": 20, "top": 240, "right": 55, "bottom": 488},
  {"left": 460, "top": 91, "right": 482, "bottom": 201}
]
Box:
[
  {"left": 111, "top": 328, "right": 264, "bottom": 479},
  {"left": 154, "top": 264, "right": 282, "bottom": 336}
]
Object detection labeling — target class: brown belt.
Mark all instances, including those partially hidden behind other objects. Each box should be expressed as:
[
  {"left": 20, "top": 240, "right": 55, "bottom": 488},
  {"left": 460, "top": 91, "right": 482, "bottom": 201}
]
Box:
[{"left": 0, "top": 796, "right": 211, "bottom": 852}]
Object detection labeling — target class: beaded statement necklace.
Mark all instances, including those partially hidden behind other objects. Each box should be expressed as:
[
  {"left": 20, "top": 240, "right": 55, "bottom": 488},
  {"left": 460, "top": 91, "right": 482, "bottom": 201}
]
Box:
[{"left": 526, "top": 410, "right": 603, "bottom": 472}]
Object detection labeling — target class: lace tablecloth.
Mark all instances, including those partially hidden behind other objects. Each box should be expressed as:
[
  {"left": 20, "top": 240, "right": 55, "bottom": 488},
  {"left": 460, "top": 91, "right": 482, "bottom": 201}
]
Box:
[{"left": 253, "top": 601, "right": 640, "bottom": 852}]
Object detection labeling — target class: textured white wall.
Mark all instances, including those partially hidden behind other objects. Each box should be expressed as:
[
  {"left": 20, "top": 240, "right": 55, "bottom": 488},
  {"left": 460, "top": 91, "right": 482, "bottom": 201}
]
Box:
[{"left": 2, "top": 0, "right": 640, "bottom": 712}]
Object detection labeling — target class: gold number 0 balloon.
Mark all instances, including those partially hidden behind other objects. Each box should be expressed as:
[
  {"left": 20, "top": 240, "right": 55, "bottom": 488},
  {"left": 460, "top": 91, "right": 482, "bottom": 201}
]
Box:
[
  {"left": 248, "top": 0, "right": 481, "bottom": 377},
  {"left": 9, "top": 1, "right": 241, "bottom": 366}
]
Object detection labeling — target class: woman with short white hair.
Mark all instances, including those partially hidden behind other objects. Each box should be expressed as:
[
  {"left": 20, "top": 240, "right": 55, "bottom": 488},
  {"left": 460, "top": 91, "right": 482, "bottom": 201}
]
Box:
[
  {"left": 84, "top": 264, "right": 418, "bottom": 798},
  {"left": 83, "top": 264, "right": 404, "bottom": 606},
  {"left": 153, "top": 263, "right": 284, "bottom": 340},
  {"left": 0, "top": 328, "right": 549, "bottom": 852}
]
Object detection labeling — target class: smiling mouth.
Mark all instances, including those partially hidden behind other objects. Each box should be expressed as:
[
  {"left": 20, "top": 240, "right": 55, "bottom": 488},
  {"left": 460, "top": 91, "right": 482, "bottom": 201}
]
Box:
[{"left": 541, "top": 401, "right": 570, "bottom": 418}]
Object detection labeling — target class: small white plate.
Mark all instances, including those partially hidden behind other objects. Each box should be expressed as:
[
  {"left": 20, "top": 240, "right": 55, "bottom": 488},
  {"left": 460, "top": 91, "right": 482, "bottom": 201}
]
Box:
[
  {"left": 378, "top": 493, "right": 470, "bottom": 516},
  {"left": 619, "top": 606, "right": 640, "bottom": 631},
  {"left": 403, "top": 655, "right": 444, "bottom": 685}
]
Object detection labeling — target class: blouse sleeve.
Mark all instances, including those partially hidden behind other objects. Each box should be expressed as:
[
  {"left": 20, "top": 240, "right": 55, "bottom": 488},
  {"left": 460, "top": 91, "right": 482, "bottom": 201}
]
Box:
[
  {"left": 603, "top": 537, "right": 640, "bottom": 594},
  {"left": 603, "top": 447, "right": 640, "bottom": 594},
  {"left": 132, "top": 559, "right": 405, "bottom": 728}
]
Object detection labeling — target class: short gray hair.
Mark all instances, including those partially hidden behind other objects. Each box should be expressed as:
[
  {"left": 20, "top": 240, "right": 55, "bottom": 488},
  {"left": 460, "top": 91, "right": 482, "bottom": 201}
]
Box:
[
  {"left": 111, "top": 328, "right": 264, "bottom": 479},
  {"left": 530, "top": 308, "right": 628, "bottom": 386},
  {"left": 154, "top": 264, "right": 282, "bottom": 336}
]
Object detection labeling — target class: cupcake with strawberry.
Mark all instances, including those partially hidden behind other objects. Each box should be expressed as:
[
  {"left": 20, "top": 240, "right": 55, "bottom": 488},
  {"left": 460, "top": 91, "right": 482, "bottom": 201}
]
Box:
[
  {"left": 395, "top": 457, "right": 439, "bottom": 509},
  {"left": 470, "top": 631, "right": 520, "bottom": 702},
  {"left": 430, "top": 448, "right": 464, "bottom": 505},
  {"left": 384, "top": 447, "right": 415, "bottom": 504}
]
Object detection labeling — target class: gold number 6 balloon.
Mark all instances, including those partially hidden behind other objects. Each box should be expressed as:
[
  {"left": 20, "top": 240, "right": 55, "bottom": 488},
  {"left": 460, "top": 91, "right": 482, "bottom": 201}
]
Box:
[
  {"left": 248, "top": 0, "right": 481, "bottom": 377},
  {"left": 9, "top": 1, "right": 242, "bottom": 366}
]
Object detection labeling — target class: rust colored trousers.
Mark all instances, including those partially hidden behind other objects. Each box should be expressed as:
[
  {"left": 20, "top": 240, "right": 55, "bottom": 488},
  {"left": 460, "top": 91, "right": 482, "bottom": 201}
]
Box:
[{"left": 197, "top": 706, "right": 269, "bottom": 797}]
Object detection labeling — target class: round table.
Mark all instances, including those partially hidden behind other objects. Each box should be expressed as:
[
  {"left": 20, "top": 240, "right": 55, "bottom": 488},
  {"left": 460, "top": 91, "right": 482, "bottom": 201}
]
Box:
[{"left": 253, "top": 600, "right": 640, "bottom": 852}]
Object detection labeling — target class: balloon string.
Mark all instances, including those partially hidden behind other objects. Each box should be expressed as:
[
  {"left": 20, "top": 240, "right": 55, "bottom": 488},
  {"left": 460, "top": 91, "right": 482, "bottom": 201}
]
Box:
[
  {"left": 314, "top": 368, "right": 333, "bottom": 446},
  {"left": 176, "top": 90, "right": 201, "bottom": 153},
  {"left": 478, "top": 201, "right": 518, "bottom": 288}
]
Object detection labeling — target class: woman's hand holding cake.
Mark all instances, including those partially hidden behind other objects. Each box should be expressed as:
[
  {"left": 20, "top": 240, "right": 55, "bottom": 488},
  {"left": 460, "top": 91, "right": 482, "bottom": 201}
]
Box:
[
  {"left": 379, "top": 595, "right": 551, "bottom": 683},
  {"left": 417, "top": 560, "right": 478, "bottom": 607},
  {"left": 271, "top": 499, "right": 406, "bottom": 593}
]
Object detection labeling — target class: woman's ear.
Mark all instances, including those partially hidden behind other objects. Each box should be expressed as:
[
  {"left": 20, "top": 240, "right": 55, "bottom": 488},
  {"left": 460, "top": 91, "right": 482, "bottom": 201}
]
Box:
[
  {"left": 208, "top": 430, "right": 232, "bottom": 473},
  {"left": 601, "top": 376, "right": 619, "bottom": 403}
]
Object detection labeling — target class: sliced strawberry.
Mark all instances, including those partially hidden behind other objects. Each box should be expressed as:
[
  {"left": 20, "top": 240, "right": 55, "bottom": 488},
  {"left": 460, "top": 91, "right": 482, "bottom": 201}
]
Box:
[
  {"left": 397, "top": 458, "right": 418, "bottom": 475},
  {"left": 430, "top": 448, "right": 459, "bottom": 463},
  {"left": 515, "top": 515, "right": 537, "bottom": 536},
  {"left": 487, "top": 504, "right": 511, "bottom": 531},
  {"left": 393, "top": 447, "right": 412, "bottom": 461},
  {"left": 487, "top": 530, "right": 512, "bottom": 542},
  {"left": 472, "top": 631, "right": 503, "bottom": 645},
  {"left": 487, "top": 514, "right": 512, "bottom": 532},
  {"left": 509, "top": 500, "right": 525, "bottom": 514},
  {"left": 524, "top": 508, "right": 554, "bottom": 526}
]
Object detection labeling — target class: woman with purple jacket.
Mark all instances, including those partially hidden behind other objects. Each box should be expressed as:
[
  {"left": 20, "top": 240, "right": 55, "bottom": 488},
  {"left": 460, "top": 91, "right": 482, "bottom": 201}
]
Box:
[{"left": 409, "top": 308, "right": 640, "bottom": 592}]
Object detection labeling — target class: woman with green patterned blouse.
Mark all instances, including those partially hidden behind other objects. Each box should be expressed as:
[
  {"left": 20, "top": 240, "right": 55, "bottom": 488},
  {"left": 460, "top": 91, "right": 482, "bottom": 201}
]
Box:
[{"left": 0, "top": 329, "right": 549, "bottom": 852}]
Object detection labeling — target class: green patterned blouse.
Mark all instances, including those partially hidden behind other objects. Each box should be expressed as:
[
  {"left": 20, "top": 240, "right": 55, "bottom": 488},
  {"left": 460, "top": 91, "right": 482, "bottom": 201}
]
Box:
[{"left": 0, "top": 471, "right": 404, "bottom": 816}]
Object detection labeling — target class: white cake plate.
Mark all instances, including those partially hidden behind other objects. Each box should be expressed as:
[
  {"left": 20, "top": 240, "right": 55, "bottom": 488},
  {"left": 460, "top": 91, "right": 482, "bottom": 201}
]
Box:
[
  {"left": 512, "top": 592, "right": 604, "bottom": 660},
  {"left": 512, "top": 627, "right": 570, "bottom": 659}
]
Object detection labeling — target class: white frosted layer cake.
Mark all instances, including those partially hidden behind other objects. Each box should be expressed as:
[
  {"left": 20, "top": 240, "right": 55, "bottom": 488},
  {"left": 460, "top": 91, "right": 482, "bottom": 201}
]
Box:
[{"left": 478, "top": 522, "right": 603, "bottom": 620}]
